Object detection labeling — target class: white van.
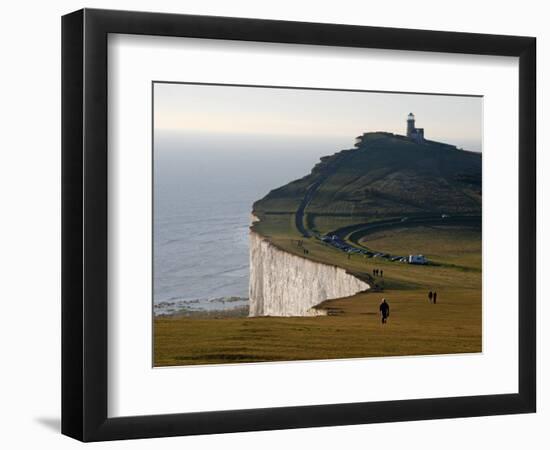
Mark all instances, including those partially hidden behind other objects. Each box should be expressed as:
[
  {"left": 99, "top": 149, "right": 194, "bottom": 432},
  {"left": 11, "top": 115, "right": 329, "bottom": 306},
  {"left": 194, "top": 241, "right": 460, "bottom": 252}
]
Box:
[{"left": 408, "top": 254, "right": 428, "bottom": 265}]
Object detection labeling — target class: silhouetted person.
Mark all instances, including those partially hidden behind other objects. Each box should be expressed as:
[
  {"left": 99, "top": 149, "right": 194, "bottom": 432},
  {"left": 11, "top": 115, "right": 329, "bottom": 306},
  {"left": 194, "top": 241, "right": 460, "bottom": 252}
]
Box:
[
  {"left": 379, "top": 298, "right": 390, "bottom": 324},
  {"left": 380, "top": 270, "right": 383, "bottom": 277},
  {"left": 428, "top": 291, "right": 433, "bottom": 303},
  {"left": 433, "top": 291, "right": 437, "bottom": 304},
  {"left": 372, "top": 269, "right": 376, "bottom": 276}
]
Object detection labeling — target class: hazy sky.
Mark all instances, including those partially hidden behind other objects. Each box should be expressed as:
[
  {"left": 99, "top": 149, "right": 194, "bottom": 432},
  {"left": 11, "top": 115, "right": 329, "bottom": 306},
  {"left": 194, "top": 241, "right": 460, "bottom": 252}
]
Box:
[{"left": 154, "top": 82, "right": 482, "bottom": 152}]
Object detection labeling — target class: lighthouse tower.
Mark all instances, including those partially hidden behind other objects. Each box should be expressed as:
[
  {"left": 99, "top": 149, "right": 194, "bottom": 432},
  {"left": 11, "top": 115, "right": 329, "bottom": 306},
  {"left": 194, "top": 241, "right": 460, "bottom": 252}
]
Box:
[
  {"left": 406, "top": 112, "right": 425, "bottom": 143},
  {"left": 406, "top": 112, "right": 416, "bottom": 138}
]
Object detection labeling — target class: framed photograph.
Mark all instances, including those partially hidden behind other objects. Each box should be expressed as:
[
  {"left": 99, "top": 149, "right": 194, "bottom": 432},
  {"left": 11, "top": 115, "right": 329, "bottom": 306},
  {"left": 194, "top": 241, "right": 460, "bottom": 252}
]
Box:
[{"left": 61, "top": 8, "right": 536, "bottom": 441}]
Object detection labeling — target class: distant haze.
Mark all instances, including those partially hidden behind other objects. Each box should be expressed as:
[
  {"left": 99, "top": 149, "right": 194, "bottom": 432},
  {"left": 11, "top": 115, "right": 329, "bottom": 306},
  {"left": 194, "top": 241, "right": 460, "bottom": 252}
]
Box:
[{"left": 154, "top": 83, "right": 482, "bottom": 152}]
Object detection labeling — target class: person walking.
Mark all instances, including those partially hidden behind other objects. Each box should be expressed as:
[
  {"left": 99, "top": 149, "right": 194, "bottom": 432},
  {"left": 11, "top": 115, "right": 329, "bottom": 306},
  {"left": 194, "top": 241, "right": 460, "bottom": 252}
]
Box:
[
  {"left": 428, "top": 291, "right": 433, "bottom": 303},
  {"left": 379, "top": 298, "right": 390, "bottom": 324},
  {"left": 433, "top": 291, "right": 437, "bottom": 304},
  {"left": 380, "top": 270, "right": 384, "bottom": 277}
]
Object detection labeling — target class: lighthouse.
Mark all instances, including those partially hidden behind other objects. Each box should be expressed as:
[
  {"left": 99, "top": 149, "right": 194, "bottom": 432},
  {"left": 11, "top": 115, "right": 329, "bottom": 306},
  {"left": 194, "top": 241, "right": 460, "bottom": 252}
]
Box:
[
  {"left": 407, "top": 113, "right": 416, "bottom": 137},
  {"left": 406, "top": 112, "right": 425, "bottom": 144}
]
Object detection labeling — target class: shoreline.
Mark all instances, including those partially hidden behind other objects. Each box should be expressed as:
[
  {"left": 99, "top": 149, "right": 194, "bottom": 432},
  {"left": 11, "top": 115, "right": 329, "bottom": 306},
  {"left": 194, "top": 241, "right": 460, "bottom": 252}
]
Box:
[
  {"left": 155, "top": 305, "right": 249, "bottom": 319},
  {"left": 154, "top": 296, "right": 249, "bottom": 317}
]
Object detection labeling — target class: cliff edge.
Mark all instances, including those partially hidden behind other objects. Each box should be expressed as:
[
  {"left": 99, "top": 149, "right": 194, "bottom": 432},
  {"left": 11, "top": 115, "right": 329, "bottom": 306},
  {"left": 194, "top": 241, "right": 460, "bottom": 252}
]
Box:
[{"left": 249, "top": 230, "right": 369, "bottom": 316}]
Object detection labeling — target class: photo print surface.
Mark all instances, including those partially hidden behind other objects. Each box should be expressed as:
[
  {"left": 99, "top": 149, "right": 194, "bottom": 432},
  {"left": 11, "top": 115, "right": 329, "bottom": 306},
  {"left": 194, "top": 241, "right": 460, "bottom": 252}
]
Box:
[{"left": 153, "top": 82, "right": 482, "bottom": 367}]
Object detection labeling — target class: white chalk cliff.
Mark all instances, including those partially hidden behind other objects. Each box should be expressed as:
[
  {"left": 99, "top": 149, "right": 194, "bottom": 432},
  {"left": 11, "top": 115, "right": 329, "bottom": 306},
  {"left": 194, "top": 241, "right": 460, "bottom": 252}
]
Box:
[{"left": 249, "top": 230, "right": 370, "bottom": 317}]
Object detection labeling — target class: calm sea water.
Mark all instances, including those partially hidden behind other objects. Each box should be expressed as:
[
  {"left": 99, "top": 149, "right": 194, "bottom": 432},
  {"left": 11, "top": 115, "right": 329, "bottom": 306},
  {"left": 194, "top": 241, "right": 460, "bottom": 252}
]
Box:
[{"left": 153, "top": 131, "right": 350, "bottom": 315}]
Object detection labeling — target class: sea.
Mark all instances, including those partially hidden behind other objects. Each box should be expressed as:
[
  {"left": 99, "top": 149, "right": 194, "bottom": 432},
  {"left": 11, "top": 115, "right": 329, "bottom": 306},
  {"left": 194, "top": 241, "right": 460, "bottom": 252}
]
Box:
[{"left": 153, "top": 130, "right": 350, "bottom": 316}]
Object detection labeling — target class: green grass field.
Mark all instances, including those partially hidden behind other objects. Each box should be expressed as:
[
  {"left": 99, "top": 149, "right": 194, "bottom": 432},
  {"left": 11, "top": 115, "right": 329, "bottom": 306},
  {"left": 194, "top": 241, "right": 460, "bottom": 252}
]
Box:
[{"left": 154, "top": 224, "right": 481, "bottom": 366}]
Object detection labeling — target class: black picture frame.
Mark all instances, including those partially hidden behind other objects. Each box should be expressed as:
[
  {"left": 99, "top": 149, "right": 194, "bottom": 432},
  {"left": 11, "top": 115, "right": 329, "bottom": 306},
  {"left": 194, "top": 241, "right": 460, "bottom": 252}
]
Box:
[{"left": 61, "top": 8, "right": 536, "bottom": 442}]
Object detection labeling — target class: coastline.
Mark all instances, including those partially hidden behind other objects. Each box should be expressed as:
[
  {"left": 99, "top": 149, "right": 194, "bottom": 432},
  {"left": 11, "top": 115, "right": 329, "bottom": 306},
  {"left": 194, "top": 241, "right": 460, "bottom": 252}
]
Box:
[{"left": 248, "top": 223, "right": 370, "bottom": 317}]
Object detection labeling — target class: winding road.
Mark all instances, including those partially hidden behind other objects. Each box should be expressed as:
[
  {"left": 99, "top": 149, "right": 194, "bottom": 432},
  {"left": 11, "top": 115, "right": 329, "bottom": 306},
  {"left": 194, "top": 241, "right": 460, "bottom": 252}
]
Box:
[
  {"left": 294, "top": 151, "right": 349, "bottom": 237},
  {"left": 293, "top": 146, "right": 480, "bottom": 262}
]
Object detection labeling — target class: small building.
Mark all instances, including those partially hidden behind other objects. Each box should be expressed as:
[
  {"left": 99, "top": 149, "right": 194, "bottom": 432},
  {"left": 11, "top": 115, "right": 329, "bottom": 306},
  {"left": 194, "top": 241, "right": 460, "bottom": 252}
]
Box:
[
  {"left": 408, "top": 254, "right": 428, "bottom": 265},
  {"left": 406, "top": 113, "right": 425, "bottom": 144}
]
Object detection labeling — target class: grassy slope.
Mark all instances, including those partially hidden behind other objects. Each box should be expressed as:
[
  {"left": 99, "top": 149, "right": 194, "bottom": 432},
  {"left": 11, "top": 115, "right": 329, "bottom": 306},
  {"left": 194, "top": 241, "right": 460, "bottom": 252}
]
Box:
[
  {"left": 155, "top": 289, "right": 480, "bottom": 365},
  {"left": 253, "top": 133, "right": 481, "bottom": 221}
]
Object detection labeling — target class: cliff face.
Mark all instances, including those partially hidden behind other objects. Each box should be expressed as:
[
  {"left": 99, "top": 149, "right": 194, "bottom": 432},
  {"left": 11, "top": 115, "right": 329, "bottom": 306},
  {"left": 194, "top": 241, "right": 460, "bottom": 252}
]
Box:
[{"left": 249, "top": 231, "right": 370, "bottom": 317}]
